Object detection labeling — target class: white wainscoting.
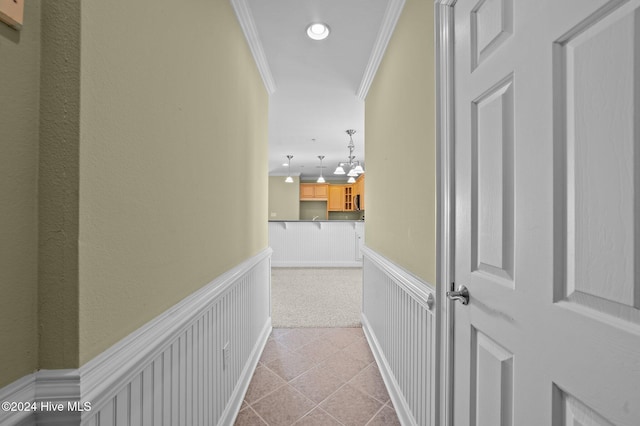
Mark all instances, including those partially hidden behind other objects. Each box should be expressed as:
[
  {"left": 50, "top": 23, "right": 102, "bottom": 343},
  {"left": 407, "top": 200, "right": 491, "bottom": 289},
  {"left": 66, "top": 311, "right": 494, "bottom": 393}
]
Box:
[
  {"left": 361, "top": 246, "right": 437, "bottom": 426},
  {"left": 269, "top": 221, "right": 364, "bottom": 267},
  {"left": 0, "top": 249, "right": 271, "bottom": 426}
]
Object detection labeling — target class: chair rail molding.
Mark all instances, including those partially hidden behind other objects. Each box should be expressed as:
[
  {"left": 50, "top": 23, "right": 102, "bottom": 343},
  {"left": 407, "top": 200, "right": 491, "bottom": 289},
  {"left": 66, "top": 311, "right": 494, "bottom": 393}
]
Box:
[{"left": 0, "top": 248, "right": 273, "bottom": 426}]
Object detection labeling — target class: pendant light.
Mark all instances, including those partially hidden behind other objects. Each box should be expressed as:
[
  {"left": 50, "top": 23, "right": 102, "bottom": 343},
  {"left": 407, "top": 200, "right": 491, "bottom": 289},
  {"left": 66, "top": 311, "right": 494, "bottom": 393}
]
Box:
[
  {"left": 285, "top": 155, "right": 294, "bottom": 183},
  {"left": 317, "top": 155, "right": 326, "bottom": 183}
]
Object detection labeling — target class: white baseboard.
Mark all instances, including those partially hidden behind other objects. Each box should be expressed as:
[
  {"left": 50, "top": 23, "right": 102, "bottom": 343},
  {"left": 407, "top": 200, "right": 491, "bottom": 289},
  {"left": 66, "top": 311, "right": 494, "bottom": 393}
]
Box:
[
  {"left": 361, "top": 246, "right": 437, "bottom": 426},
  {"left": 0, "top": 249, "right": 272, "bottom": 426},
  {"left": 0, "top": 374, "right": 36, "bottom": 426}
]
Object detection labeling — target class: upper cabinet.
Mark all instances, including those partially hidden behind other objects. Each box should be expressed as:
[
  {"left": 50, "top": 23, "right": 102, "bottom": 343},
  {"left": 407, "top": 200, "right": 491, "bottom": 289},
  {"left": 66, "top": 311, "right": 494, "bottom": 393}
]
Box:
[
  {"left": 300, "top": 183, "right": 328, "bottom": 200},
  {"left": 328, "top": 185, "right": 344, "bottom": 211},
  {"left": 302, "top": 178, "right": 364, "bottom": 212},
  {"left": 328, "top": 183, "right": 357, "bottom": 212},
  {"left": 354, "top": 175, "right": 364, "bottom": 210}
]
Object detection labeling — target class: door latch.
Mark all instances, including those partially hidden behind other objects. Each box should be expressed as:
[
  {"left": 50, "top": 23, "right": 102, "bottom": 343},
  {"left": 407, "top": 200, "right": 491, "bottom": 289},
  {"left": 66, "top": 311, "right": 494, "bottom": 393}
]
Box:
[{"left": 446, "top": 284, "right": 469, "bottom": 305}]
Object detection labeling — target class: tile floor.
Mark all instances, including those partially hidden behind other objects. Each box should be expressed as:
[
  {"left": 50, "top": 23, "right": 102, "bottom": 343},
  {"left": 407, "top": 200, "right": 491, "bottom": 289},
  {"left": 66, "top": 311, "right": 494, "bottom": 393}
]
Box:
[{"left": 235, "top": 327, "right": 400, "bottom": 426}]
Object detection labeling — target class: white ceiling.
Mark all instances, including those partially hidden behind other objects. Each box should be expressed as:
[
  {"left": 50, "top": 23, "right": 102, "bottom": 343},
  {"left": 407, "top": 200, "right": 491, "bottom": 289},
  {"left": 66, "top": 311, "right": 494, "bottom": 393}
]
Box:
[{"left": 243, "top": 0, "right": 394, "bottom": 182}]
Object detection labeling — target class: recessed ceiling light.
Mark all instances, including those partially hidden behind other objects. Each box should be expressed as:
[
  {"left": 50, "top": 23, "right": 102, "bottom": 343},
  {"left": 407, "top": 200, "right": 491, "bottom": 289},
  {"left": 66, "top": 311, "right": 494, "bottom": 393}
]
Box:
[{"left": 307, "top": 23, "right": 330, "bottom": 41}]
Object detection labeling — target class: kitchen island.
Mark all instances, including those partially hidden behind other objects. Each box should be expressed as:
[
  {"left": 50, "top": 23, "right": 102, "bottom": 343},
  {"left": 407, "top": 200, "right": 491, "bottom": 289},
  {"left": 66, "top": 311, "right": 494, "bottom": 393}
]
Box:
[{"left": 268, "top": 220, "right": 364, "bottom": 267}]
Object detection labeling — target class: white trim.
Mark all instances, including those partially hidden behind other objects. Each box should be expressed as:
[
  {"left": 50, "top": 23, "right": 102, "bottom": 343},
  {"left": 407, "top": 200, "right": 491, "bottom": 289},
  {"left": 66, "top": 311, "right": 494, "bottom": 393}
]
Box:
[
  {"left": 34, "top": 370, "right": 81, "bottom": 425},
  {"left": 362, "top": 314, "right": 416, "bottom": 426},
  {"left": 0, "top": 373, "right": 36, "bottom": 425},
  {"left": 361, "top": 247, "right": 437, "bottom": 425},
  {"left": 230, "top": 0, "right": 277, "bottom": 94},
  {"left": 80, "top": 248, "right": 272, "bottom": 412},
  {"left": 0, "top": 249, "right": 272, "bottom": 426},
  {"left": 361, "top": 246, "right": 434, "bottom": 310},
  {"left": 35, "top": 370, "right": 80, "bottom": 403},
  {"left": 356, "top": 0, "right": 406, "bottom": 100},
  {"left": 218, "top": 320, "right": 272, "bottom": 426},
  {"left": 434, "top": 1, "right": 456, "bottom": 425}
]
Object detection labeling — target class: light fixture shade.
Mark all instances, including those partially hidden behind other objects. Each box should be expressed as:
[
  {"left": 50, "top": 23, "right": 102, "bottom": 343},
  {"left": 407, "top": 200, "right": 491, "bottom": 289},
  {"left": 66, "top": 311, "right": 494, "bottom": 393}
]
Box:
[
  {"left": 285, "top": 154, "right": 294, "bottom": 183},
  {"left": 307, "top": 23, "right": 330, "bottom": 40},
  {"left": 347, "top": 176, "right": 356, "bottom": 183},
  {"left": 347, "top": 168, "right": 358, "bottom": 177},
  {"left": 317, "top": 155, "right": 326, "bottom": 183},
  {"left": 353, "top": 164, "right": 364, "bottom": 174},
  {"left": 334, "top": 165, "right": 345, "bottom": 175}
]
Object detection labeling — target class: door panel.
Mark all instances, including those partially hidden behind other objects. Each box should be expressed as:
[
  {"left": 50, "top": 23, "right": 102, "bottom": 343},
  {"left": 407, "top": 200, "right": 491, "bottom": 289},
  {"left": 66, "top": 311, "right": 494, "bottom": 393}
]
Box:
[
  {"left": 470, "top": 328, "right": 513, "bottom": 426},
  {"left": 452, "top": 0, "right": 640, "bottom": 425},
  {"left": 471, "top": 74, "right": 515, "bottom": 284},
  {"left": 556, "top": 0, "right": 640, "bottom": 322}
]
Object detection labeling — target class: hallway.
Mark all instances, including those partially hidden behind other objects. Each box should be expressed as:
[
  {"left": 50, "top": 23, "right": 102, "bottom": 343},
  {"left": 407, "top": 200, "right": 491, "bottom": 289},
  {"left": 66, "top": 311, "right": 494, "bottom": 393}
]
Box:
[{"left": 235, "top": 328, "right": 400, "bottom": 425}]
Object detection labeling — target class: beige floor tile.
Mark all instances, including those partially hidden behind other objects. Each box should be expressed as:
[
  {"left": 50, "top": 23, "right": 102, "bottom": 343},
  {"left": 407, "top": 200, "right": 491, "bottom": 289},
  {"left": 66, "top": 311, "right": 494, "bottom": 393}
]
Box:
[
  {"left": 366, "top": 404, "right": 401, "bottom": 426},
  {"left": 252, "top": 385, "right": 316, "bottom": 426},
  {"left": 261, "top": 339, "right": 293, "bottom": 364},
  {"left": 276, "top": 328, "right": 325, "bottom": 351},
  {"left": 266, "top": 350, "right": 317, "bottom": 381},
  {"left": 343, "top": 338, "right": 375, "bottom": 364},
  {"left": 272, "top": 328, "right": 293, "bottom": 340},
  {"left": 243, "top": 327, "right": 399, "bottom": 426},
  {"left": 290, "top": 365, "right": 345, "bottom": 403},
  {"left": 348, "top": 364, "right": 389, "bottom": 403},
  {"left": 293, "top": 408, "right": 343, "bottom": 425},
  {"left": 323, "top": 328, "right": 361, "bottom": 349},
  {"left": 318, "top": 350, "right": 370, "bottom": 382},
  {"left": 234, "top": 406, "right": 268, "bottom": 426},
  {"left": 244, "top": 365, "right": 287, "bottom": 404},
  {"left": 294, "top": 337, "right": 341, "bottom": 364},
  {"left": 320, "top": 384, "right": 382, "bottom": 426}
]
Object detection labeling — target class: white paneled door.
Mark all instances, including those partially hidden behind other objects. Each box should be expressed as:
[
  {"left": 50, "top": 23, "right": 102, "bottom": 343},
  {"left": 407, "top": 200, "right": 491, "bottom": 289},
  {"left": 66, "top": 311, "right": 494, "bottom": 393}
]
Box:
[{"left": 449, "top": 0, "right": 640, "bottom": 425}]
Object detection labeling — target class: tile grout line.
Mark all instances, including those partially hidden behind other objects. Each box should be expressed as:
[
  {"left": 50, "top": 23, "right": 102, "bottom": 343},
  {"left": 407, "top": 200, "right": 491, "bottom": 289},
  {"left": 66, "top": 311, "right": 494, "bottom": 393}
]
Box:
[{"left": 237, "top": 327, "right": 398, "bottom": 425}]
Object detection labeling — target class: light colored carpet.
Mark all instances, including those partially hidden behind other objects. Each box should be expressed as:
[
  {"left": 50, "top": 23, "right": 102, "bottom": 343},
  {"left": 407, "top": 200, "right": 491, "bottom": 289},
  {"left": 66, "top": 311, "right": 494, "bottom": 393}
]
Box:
[{"left": 271, "top": 267, "right": 362, "bottom": 328}]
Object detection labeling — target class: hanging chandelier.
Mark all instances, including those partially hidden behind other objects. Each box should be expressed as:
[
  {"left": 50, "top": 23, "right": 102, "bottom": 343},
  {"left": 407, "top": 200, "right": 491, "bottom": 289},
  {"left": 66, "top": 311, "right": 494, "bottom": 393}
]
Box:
[{"left": 333, "top": 129, "right": 364, "bottom": 180}]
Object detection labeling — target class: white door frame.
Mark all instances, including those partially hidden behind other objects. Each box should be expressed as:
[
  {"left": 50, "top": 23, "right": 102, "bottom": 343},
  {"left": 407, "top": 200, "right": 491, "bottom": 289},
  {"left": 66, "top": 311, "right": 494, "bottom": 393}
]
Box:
[{"left": 434, "top": 1, "right": 456, "bottom": 425}]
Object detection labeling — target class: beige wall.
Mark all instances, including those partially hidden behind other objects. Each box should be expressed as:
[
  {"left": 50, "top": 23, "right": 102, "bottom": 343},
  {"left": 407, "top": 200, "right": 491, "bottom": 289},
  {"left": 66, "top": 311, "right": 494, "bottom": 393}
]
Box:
[
  {"left": 0, "top": 1, "right": 41, "bottom": 388},
  {"left": 38, "top": 0, "right": 81, "bottom": 370},
  {"left": 365, "top": 0, "right": 436, "bottom": 283},
  {"left": 269, "top": 176, "right": 300, "bottom": 220},
  {"left": 10, "top": 0, "right": 269, "bottom": 373},
  {"left": 75, "top": 0, "right": 269, "bottom": 364}
]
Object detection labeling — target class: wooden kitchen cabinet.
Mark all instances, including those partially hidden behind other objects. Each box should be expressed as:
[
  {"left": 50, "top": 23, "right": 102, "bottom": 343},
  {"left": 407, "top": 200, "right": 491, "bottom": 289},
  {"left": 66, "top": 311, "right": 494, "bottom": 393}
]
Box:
[
  {"left": 300, "top": 183, "right": 328, "bottom": 200},
  {"left": 328, "top": 185, "right": 343, "bottom": 210},
  {"left": 328, "top": 184, "right": 356, "bottom": 211},
  {"left": 354, "top": 175, "right": 364, "bottom": 210},
  {"left": 344, "top": 185, "right": 353, "bottom": 211}
]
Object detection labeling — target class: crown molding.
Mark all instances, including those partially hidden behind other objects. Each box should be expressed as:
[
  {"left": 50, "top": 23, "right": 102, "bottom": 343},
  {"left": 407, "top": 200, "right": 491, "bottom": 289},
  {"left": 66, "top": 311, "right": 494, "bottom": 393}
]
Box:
[
  {"left": 230, "top": 0, "right": 277, "bottom": 94},
  {"left": 356, "top": 0, "right": 406, "bottom": 100}
]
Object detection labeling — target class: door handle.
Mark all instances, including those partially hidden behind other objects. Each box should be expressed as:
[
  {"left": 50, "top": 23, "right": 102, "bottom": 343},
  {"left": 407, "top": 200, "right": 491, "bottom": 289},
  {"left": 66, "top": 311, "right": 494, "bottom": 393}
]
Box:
[{"left": 447, "top": 285, "right": 469, "bottom": 305}]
